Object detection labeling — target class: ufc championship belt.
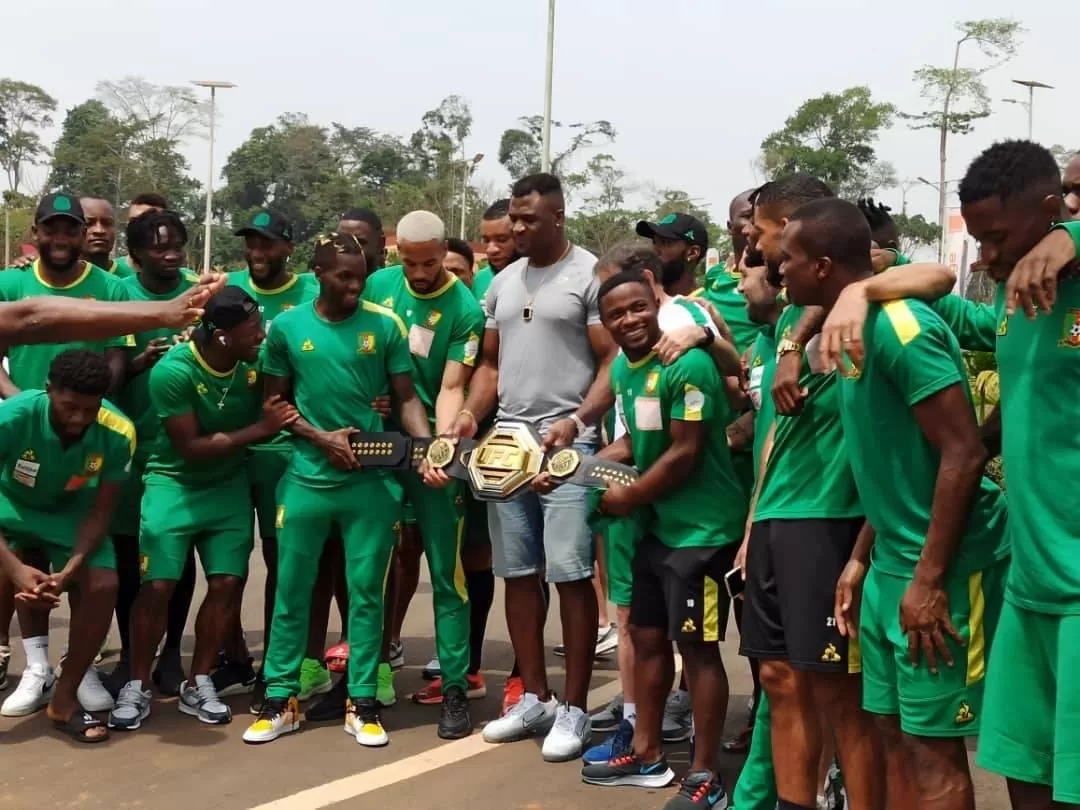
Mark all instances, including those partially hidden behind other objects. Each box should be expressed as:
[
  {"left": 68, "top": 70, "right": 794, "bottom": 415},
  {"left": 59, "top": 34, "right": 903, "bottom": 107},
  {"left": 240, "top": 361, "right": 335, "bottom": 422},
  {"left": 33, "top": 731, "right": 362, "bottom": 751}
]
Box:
[{"left": 349, "top": 421, "right": 638, "bottom": 502}]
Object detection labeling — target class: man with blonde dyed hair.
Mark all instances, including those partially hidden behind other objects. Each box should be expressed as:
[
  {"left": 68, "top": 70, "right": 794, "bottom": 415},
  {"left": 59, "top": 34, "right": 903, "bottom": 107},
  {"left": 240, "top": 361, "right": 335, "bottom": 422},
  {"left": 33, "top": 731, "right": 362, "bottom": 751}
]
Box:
[{"left": 365, "top": 212, "right": 485, "bottom": 740}]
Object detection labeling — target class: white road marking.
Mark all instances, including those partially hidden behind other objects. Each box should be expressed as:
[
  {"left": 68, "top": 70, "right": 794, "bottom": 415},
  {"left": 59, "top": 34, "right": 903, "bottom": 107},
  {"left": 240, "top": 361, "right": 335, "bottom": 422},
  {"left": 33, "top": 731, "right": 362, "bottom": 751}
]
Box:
[{"left": 249, "top": 659, "right": 681, "bottom": 810}]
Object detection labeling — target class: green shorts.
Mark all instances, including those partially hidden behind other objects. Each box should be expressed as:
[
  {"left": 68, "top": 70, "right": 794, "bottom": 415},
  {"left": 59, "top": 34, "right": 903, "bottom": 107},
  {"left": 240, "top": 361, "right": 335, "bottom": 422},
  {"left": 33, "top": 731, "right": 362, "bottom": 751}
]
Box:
[
  {"left": 586, "top": 489, "right": 644, "bottom": 608},
  {"left": 111, "top": 456, "right": 146, "bottom": 537},
  {"left": 0, "top": 495, "right": 115, "bottom": 571},
  {"left": 249, "top": 450, "right": 289, "bottom": 538},
  {"left": 140, "top": 474, "right": 254, "bottom": 582},
  {"left": 859, "top": 557, "right": 1006, "bottom": 737},
  {"left": 977, "top": 601, "right": 1080, "bottom": 803}
]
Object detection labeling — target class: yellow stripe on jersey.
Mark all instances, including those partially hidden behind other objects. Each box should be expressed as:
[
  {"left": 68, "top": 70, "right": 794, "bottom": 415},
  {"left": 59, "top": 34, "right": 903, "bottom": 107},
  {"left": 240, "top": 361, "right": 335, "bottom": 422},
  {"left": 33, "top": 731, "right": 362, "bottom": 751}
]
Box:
[
  {"left": 97, "top": 406, "right": 137, "bottom": 456},
  {"left": 688, "top": 287, "right": 704, "bottom": 298},
  {"left": 882, "top": 300, "right": 921, "bottom": 345},
  {"left": 966, "top": 570, "right": 987, "bottom": 686},
  {"left": 361, "top": 300, "right": 408, "bottom": 339}
]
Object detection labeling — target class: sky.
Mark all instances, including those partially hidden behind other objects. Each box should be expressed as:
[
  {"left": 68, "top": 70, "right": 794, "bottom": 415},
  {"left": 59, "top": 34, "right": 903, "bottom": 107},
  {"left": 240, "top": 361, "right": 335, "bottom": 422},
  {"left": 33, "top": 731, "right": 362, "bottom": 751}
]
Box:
[{"left": 2, "top": 0, "right": 1075, "bottom": 227}]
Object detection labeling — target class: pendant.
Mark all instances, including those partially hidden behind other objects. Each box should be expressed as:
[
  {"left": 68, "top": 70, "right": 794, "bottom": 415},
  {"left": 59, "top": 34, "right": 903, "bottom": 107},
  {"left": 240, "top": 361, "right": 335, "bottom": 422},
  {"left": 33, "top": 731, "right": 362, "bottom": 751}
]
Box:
[{"left": 522, "top": 305, "right": 533, "bottom": 322}]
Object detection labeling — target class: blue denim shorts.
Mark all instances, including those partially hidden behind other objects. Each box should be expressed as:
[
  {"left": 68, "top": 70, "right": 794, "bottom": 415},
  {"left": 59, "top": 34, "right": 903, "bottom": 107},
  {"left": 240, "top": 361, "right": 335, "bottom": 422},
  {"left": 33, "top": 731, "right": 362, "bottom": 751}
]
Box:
[{"left": 487, "top": 441, "right": 597, "bottom": 583}]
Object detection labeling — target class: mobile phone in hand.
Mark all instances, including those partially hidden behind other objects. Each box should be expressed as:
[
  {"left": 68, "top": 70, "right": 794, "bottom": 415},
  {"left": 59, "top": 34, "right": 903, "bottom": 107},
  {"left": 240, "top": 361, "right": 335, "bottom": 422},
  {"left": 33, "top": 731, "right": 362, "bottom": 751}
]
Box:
[{"left": 724, "top": 566, "right": 745, "bottom": 599}]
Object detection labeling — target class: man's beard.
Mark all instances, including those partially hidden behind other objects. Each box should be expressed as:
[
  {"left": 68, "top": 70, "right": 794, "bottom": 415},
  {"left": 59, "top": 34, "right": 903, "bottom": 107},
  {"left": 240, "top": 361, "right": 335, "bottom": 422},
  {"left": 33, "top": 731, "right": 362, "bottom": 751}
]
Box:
[
  {"left": 744, "top": 245, "right": 765, "bottom": 268},
  {"left": 661, "top": 256, "right": 689, "bottom": 287},
  {"left": 765, "top": 257, "right": 783, "bottom": 289},
  {"left": 492, "top": 251, "right": 522, "bottom": 273},
  {"left": 39, "top": 247, "right": 80, "bottom": 274}
]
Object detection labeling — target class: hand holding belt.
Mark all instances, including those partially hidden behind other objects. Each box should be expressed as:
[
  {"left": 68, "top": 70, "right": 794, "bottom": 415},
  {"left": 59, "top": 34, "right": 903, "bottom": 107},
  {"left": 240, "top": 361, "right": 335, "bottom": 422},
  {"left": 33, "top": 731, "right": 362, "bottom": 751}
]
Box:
[{"left": 349, "top": 421, "right": 638, "bottom": 502}]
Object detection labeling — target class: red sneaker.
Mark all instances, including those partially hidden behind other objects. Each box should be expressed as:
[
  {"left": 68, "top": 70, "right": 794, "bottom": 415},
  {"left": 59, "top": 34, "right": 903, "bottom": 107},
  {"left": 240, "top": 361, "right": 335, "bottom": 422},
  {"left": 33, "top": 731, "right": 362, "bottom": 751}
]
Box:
[
  {"left": 501, "top": 675, "right": 524, "bottom": 716},
  {"left": 412, "top": 673, "right": 488, "bottom": 705},
  {"left": 324, "top": 642, "right": 348, "bottom": 674}
]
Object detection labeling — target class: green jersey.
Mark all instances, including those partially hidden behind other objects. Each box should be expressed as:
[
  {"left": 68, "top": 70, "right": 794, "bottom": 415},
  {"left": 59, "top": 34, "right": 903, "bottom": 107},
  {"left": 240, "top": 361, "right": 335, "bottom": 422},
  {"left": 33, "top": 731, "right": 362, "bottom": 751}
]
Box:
[
  {"left": 995, "top": 276, "right": 1080, "bottom": 613},
  {"left": 364, "top": 269, "right": 484, "bottom": 425},
  {"left": 746, "top": 326, "right": 777, "bottom": 475},
  {"left": 754, "top": 305, "right": 861, "bottom": 522},
  {"left": 0, "top": 389, "right": 135, "bottom": 511},
  {"left": 0, "top": 260, "right": 134, "bottom": 392},
  {"left": 929, "top": 295, "right": 999, "bottom": 352},
  {"left": 94, "top": 258, "right": 135, "bottom": 279},
  {"left": 611, "top": 348, "right": 745, "bottom": 549},
  {"left": 226, "top": 270, "right": 320, "bottom": 331},
  {"left": 472, "top": 267, "right": 496, "bottom": 310},
  {"left": 695, "top": 264, "right": 763, "bottom": 355},
  {"left": 262, "top": 300, "right": 412, "bottom": 487},
  {"left": 838, "top": 299, "right": 1008, "bottom": 578},
  {"left": 145, "top": 342, "right": 262, "bottom": 487},
  {"left": 117, "top": 272, "right": 201, "bottom": 465}
]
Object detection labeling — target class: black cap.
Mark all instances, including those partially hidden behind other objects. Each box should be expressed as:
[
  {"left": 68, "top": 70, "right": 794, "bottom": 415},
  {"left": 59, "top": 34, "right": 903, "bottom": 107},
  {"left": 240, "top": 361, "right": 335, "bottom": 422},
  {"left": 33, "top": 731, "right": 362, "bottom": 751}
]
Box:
[
  {"left": 35, "top": 192, "right": 85, "bottom": 225},
  {"left": 636, "top": 212, "right": 709, "bottom": 253},
  {"left": 235, "top": 209, "right": 293, "bottom": 241},
  {"left": 201, "top": 287, "right": 259, "bottom": 333}
]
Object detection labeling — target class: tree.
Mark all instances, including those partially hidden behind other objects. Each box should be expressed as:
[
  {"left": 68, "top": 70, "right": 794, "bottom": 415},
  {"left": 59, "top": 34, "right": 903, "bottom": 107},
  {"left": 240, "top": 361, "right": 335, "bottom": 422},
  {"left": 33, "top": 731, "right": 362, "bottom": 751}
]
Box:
[
  {"left": 902, "top": 18, "right": 1024, "bottom": 260},
  {"left": 759, "top": 86, "right": 897, "bottom": 198},
  {"left": 0, "top": 79, "right": 57, "bottom": 194},
  {"left": 566, "top": 154, "right": 640, "bottom": 256},
  {"left": 893, "top": 212, "right": 940, "bottom": 257},
  {"left": 96, "top": 77, "right": 209, "bottom": 143},
  {"left": 46, "top": 100, "right": 200, "bottom": 213},
  {"left": 498, "top": 116, "right": 616, "bottom": 187}
]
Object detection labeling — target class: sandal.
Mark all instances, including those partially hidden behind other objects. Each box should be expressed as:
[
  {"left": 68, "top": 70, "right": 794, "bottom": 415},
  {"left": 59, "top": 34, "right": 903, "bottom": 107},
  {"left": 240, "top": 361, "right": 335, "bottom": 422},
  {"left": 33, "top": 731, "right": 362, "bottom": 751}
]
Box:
[{"left": 52, "top": 709, "right": 109, "bottom": 744}]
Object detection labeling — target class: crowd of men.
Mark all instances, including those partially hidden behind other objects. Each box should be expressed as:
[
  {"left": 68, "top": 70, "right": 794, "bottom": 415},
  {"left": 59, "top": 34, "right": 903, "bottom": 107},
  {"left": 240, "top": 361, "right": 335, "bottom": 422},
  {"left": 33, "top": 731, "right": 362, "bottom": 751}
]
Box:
[{"left": 1, "top": 140, "right": 1079, "bottom": 810}]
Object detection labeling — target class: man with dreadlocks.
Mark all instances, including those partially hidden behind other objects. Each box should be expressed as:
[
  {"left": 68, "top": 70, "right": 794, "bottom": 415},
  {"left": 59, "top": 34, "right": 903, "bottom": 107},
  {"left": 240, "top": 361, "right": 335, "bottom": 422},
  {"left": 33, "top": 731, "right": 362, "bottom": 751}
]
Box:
[
  {"left": 246, "top": 232, "right": 431, "bottom": 748},
  {"left": 108, "top": 287, "right": 296, "bottom": 732},
  {"left": 0, "top": 349, "right": 134, "bottom": 742},
  {"left": 106, "top": 209, "right": 204, "bottom": 696}
]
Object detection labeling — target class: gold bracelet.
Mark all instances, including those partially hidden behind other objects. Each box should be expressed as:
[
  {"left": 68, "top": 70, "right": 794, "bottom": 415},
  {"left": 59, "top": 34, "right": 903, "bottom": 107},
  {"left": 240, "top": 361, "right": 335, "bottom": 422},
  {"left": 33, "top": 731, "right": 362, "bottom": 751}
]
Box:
[{"left": 459, "top": 409, "right": 477, "bottom": 423}]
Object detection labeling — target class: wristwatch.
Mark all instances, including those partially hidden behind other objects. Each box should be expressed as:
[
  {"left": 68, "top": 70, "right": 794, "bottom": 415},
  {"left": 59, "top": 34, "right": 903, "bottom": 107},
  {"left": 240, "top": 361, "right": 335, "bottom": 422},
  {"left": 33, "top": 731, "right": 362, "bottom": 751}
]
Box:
[{"left": 777, "top": 338, "right": 803, "bottom": 358}]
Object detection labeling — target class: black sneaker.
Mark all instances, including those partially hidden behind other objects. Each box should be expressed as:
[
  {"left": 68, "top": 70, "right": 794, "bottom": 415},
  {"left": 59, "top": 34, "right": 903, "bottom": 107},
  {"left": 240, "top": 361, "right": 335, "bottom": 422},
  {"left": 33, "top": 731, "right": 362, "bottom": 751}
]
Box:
[
  {"left": 152, "top": 647, "right": 185, "bottom": 697},
  {"left": 582, "top": 753, "right": 675, "bottom": 788},
  {"left": 437, "top": 685, "right": 472, "bottom": 740},
  {"left": 212, "top": 656, "right": 257, "bottom": 697},
  {"left": 304, "top": 676, "right": 348, "bottom": 722},
  {"left": 248, "top": 672, "right": 267, "bottom": 716},
  {"left": 664, "top": 771, "right": 728, "bottom": 809},
  {"left": 0, "top": 644, "right": 11, "bottom": 690}
]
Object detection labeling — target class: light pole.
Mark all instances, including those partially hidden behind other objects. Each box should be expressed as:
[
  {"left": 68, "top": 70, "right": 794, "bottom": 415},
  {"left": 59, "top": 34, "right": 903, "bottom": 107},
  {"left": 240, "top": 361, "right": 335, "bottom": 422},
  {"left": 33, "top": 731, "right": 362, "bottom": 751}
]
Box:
[
  {"left": 459, "top": 153, "right": 484, "bottom": 239},
  {"left": 541, "top": 0, "right": 556, "bottom": 172},
  {"left": 191, "top": 80, "right": 236, "bottom": 273},
  {"left": 1010, "top": 79, "right": 1054, "bottom": 140},
  {"left": 918, "top": 176, "right": 958, "bottom": 263}
]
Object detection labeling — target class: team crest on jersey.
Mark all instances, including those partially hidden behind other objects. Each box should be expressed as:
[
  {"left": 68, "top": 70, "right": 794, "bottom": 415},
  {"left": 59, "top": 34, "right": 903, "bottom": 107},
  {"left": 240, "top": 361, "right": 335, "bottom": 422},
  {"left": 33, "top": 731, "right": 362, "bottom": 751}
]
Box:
[
  {"left": 358, "top": 333, "right": 376, "bottom": 354},
  {"left": 381, "top": 297, "right": 394, "bottom": 308},
  {"left": 246, "top": 369, "right": 258, "bottom": 387},
  {"left": 464, "top": 334, "right": 479, "bottom": 362},
  {"left": 20, "top": 449, "right": 36, "bottom": 462},
  {"left": 301, "top": 339, "right": 315, "bottom": 352},
  {"left": 997, "top": 317, "right": 1008, "bottom": 337},
  {"left": 196, "top": 382, "right": 208, "bottom": 395},
  {"left": 83, "top": 454, "right": 103, "bottom": 475},
  {"left": 683, "top": 384, "right": 705, "bottom": 419},
  {"left": 752, "top": 355, "right": 763, "bottom": 368},
  {"left": 425, "top": 311, "right": 442, "bottom": 328},
  {"left": 1057, "top": 308, "right": 1080, "bottom": 348},
  {"left": 645, "top": 370, "right": 660, "bottom": 394}
]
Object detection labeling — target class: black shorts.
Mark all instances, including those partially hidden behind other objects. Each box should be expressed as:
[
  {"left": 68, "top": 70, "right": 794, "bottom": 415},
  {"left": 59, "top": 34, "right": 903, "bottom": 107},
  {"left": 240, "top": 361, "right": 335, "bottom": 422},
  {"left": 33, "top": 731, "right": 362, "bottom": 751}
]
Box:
[
  {"left": 462, "top": 488, "right": 490, "bottom": 550},
  {"left": 739, "top": 518, "right": 861, "bottom": 673},
  {"left": 629, "top": 536, "right": 737, "bottom": 643}
]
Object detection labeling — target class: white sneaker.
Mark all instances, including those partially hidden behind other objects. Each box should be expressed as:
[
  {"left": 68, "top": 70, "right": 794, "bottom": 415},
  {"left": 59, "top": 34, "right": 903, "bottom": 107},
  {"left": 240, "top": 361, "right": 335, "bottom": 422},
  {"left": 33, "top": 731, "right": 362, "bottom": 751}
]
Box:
[
  {"left": 482, "top": 691, "right": 557, "bottom": 743},
  {"left": 541, "top": 703, "right": 591, "bottom": 762},
  {"left": 594, "top": 624, "right": 619, "bottom": 658},
  {"left": 77, "top": 666, "right": 115, "bottom": 712},
  {"left": 421, "top": 656, "right": 441, "bottom": 680},
  {"left": 108, "top": 681, "right": 152, "bottom": 730},
  {"left": 1, "top": 663, "right": 55, "bottom": 716}
]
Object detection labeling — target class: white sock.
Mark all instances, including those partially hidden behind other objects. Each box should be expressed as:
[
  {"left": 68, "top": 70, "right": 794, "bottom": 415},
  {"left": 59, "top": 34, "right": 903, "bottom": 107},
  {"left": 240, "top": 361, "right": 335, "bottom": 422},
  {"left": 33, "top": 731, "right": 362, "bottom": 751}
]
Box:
[
  {"left": 22, "top": 636, "right": 48, "bottom": 670},
  {"left": 623, "top": 701, "right": 637, "bottom": 727},
  {"left": 194, "top": 673, "right": 213, "bottom": 689}
]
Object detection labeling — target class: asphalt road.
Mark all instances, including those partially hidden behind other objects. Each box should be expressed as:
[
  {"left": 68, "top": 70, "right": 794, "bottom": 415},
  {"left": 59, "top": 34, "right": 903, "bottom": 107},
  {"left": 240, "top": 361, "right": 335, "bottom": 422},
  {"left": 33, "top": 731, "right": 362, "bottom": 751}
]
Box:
[{"left": 1, "top": 544, "right": 1010, "bottom": 810}]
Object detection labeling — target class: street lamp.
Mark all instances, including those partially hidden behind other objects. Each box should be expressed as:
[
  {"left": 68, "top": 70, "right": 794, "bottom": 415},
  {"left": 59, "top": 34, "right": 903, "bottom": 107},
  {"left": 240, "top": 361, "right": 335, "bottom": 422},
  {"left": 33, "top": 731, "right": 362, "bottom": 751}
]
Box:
[
  {"left": 541, "top": 0, "right": 556, "bottom": 172},
  {"left": 191, "top": 80, "right": 236, "bottom": 273},
  {"left": 459, "top": 153, "right": 484, "bottom": 240},
  {"left": 1010, "top": 79, "right": 1054, "bottom": 141}
]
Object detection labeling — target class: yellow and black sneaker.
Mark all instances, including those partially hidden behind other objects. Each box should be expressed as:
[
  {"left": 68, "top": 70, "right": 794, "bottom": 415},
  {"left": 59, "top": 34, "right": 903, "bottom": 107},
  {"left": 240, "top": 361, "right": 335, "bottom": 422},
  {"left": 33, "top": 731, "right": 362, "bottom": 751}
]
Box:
[
  {"left": 345, "top": 698, "right": 389, "bottom": 747},
  {"left": 243, "top": 696, "right": 300, "bottom": 744}
]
